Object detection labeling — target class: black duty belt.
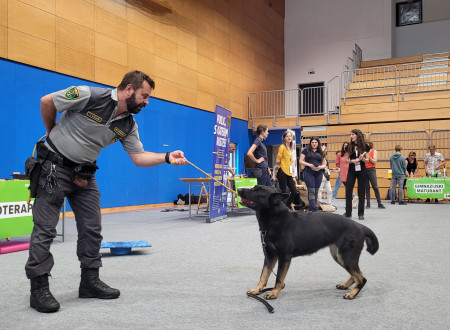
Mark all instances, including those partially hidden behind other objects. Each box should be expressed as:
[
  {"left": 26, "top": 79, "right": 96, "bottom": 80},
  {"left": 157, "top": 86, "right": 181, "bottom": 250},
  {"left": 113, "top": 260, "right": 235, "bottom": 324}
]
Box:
[
  {"left": 43, "top": 149, "right": 80, "bottom": 168},
  {"left": 42, "top": 137, "right": 80, "bottom": 168}
]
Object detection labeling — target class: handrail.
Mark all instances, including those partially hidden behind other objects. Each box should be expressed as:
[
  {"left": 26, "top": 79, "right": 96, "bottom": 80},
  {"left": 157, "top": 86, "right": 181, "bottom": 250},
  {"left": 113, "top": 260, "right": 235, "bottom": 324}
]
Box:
[
  {"left": 341, "top": 64, "right": 398, "bottom": 103},
  {"left": 248, "top": 53, "right": 449, "bottom": 123},
  {"left": 399, "top": 58, "right": 449, "bottom": 99}
]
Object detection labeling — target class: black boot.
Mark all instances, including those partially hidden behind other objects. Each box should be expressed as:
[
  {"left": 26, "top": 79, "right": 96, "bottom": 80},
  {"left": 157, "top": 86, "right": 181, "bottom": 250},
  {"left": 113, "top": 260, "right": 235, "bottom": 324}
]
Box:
[
  {"left": 79, "top": 268, "right": 120, "bottom": 299},
  {"left": 30, "top": 274, "right": 60, "bottom": 313}
]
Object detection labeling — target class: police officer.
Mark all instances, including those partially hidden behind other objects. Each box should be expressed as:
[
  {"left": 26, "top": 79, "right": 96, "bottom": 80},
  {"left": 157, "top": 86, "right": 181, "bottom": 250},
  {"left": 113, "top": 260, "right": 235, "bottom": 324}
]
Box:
[{"left": 26, "top": 71, "right": 188, "bottom": 313}]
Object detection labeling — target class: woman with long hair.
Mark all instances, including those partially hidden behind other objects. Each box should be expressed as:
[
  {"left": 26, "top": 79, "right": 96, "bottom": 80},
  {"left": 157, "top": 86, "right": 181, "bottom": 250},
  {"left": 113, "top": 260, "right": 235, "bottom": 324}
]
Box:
[
  {"left": 299, "top": 136, "right": 326, "bottom": 212},
  {"left": 344, "top": 129, "right": 370, "bottom": 220},
  {"left": 364, "top": 140, "right": 385, "bottom": 209},
  {"left": 275, "top": 130, "right": 298, "bottom": 208},
  {"left": 333, "top": 141, "right": 357, "bottom": 202},
  {"left": 247, "top": 124, "right": 272, "bottom": 186}
]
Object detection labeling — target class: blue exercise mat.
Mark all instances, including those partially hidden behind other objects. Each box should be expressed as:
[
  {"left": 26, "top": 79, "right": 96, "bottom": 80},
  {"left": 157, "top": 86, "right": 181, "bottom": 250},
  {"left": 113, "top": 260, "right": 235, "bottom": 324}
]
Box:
[{"left": 100, "top": 240, "right": 152, "bottom": 255}]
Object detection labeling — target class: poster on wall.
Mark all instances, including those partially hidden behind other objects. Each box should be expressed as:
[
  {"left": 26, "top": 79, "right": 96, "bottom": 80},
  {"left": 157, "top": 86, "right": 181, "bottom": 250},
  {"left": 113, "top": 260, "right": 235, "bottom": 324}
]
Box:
[{"left": 209, "top": 105, "right": 231, "bottom": 223}]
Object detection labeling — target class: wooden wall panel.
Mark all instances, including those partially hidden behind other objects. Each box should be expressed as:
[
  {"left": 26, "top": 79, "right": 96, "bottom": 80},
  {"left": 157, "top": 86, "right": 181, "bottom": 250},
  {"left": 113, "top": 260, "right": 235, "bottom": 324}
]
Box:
[
  {"left": 95, "top": 8, "right": 128, "bottom": 43},
  {"left": 56, "top": 45, "right": 94, "bottom": 81},
  {"left": 8, "top": 0, "right": 55, "bottom": 42},
  {"left": 94, "top": 57, "right": 128, "bottom": 86},
  {"left": 0, "top": 26, "right": 6, "bottom": 59},
  {"left": 18, "top": 0, "right": 55, "bottom": 13},
  {"left": 127, "top": 23, "right": 154, "bottom": 54},
  {"left": 177, "top": 28, "right": 197, "bottom": 52},
  {"left": 8, "top": 29, "right": 55, "bottom": 71},
  {"left": 3, "top": 0, "right": 286, "bottom": 120},
  {"left": 127, "top": 46, "right": 155, "bottom": 76},
  {"left": 55, "top": 0, "right": 95, "bottom": 29},
  {"left": 177, "top": 45, "right": 197, "bottom": 70},
  {"left": 153, "top": 55, "right": 178, "bottom": 83},
  {"left": 0, "top": 0, "right": 7, "bottom": 27},
  {"left": 95, "top": 0, "right": 127, "bottom": 19},
  {"left": 56, "top": 18, "right": 95, "bottom": 55},
  {"left": 95, "top": 33, "right": 127, "bottom": 66},
  {"left": 177, "top": 65, "right": 197, "bottom": 90}
]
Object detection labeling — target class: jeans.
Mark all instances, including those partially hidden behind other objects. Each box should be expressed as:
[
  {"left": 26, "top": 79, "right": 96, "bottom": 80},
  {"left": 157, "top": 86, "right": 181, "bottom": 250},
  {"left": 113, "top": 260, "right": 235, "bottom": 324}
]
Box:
[
  {"left": 390, "top": 175, "right": 405, "bottom": 202},
  {"left": 365, "top": 167, "right": 382, "bottom": 204},
  {"left": 303, "top": 169, "right": 324, "bottom": 212},
  {"left": 331, "top": 175, "right": 341, "bottom": 199}
]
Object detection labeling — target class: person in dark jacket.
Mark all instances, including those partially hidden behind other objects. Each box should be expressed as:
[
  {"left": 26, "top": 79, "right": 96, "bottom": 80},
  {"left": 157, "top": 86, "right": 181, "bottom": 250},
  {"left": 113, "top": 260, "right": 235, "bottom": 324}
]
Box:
[{"left": 389, "top": 145, "right": 407, "bottom": 205}]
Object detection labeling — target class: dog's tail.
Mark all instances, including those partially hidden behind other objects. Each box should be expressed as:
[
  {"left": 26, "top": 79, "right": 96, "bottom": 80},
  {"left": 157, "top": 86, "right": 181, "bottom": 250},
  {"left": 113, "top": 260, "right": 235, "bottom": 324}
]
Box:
[{"left": 363, "top": 226, "right": 379, "bottom": 255}]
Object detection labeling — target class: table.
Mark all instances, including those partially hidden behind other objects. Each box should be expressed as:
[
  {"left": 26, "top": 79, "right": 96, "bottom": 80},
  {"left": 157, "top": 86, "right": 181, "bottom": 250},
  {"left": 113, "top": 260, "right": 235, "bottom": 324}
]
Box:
[
  {"left": 406, "top": 177, "right": 450, "bottom": 199},
  {"left": 179, "top": 178, "right": 211, "bottom": 219}
]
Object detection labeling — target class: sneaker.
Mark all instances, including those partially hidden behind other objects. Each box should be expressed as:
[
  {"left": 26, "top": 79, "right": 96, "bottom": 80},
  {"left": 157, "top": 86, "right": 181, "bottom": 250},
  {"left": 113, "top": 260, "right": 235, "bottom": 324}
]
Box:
[
  {"left": 399, "top": 201, "right": 407, "bottom": 205},
  {"left": 342, "top": 213, "right": 351, "bottom": 218},
  {"left": 391, "top": 201, "right": 395, "bottom": 204},
  {"left": 358, "top": 215, "right": 364, "bottom": 220},
  {"left": 366, "top": 203, "right": 370, "bottom": 209},
  {"left": 378, "top": 204, "right": 386, "bottom": 209}
]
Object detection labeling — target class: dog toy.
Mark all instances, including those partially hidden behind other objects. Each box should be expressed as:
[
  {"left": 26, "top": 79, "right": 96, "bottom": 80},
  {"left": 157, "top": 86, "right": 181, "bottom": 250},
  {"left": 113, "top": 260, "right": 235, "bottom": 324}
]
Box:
[{"left": 186, "top": 161, "right": 238, "bottom": 195}]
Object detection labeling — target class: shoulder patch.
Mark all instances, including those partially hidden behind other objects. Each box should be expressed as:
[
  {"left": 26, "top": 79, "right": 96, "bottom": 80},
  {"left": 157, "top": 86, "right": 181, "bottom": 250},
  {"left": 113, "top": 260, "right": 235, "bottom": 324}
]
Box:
[{"left": 65, "top": 87, "right": 80, "bottom": 99}]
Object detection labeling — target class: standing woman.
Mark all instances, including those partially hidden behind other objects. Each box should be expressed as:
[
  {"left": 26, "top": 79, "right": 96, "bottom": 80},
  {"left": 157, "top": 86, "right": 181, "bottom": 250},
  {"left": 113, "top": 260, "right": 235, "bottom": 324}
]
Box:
[
  {"left": 247, "top": 124, "right": 272, "bottom": 186},
  {"left": 344, "top": 129, "right": 370, "bottom": 220},
  {"left": 365, "top": 140, "right": 385, "bottom": 209},
  {"left": 335, "top": 142, "right": 357, "bottom": 202},
  {"left": 299, "top": 137, "right": 326, "bottom": 212},
  {"left": 275, "top": 130, "right": 298, "bottom": 208}
]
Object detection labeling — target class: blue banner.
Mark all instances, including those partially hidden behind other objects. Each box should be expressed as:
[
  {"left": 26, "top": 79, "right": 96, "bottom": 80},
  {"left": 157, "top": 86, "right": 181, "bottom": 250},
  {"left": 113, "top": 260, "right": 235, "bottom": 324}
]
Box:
[{"left": 209, "top": 105, "right": 231, "bottom": 222}]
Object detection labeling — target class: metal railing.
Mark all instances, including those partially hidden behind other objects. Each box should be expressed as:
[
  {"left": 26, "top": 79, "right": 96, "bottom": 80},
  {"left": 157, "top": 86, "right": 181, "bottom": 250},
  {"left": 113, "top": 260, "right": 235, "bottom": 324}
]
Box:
[
  {"left": 430, "top": 129, "right": 450, "bottom": 160},
  {"left": 248, "top": 51, "right": 449, "bottom": 124},
  {"left": 368, "top": 131, "right": 429, "bottom": 161},
  {"left": 326, "top": 76, "right": 341, "bottom": 123},
  {"left": 341, "top": 65, "right": 397, "bottom": 103},
  {"left": 399, "top": 58, "right": 450, "bottom": 99}
]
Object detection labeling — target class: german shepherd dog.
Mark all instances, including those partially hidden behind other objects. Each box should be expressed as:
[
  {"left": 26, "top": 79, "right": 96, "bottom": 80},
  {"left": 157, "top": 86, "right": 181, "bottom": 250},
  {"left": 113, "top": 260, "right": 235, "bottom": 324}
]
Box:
[{"left": 238, "top": 185, "right": 379, "bottom": 300}]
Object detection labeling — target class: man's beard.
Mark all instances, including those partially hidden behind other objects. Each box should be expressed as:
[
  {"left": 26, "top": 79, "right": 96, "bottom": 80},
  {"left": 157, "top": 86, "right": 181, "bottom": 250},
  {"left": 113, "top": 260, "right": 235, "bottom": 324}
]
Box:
[{"left": 126, "top": 93, "right": 146, "bottom": 114}]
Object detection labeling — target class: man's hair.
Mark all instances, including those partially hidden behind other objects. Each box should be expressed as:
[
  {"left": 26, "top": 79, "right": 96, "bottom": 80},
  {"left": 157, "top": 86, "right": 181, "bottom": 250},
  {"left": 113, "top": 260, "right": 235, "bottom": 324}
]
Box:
[
  {"left": 395, "top": 145, "right": 402, "bottom": 152},
  {"left": 229, "top": 142, "right": 237, "bottom": 148},
  {"left": 429, "top": 144, "right": 436, "bottom": 151},
  {"left": 409, "top": 151, "right": 416, "bottom": 157},
  {"left": 118, "top": 71, "right": 155, "bottom": 91}
]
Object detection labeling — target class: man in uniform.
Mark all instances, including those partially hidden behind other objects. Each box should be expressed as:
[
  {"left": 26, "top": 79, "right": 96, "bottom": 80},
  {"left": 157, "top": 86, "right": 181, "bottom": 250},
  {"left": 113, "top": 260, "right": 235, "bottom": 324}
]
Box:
[{"left": 26, "top": 71, "right": 188, "bottom": 313}]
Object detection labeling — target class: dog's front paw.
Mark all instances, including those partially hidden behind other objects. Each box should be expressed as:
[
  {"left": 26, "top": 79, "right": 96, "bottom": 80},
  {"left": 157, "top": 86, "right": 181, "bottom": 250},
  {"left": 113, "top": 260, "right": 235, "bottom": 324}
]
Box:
[
  {"left": 265, "top": 291, "right": 279, "bottom": 300},
  {"left": 343, "top": 291, "right": 357, "bottom": 300},
  {"left": 336, "top": 283, "right": 349, "bottom": 290},
  {"left": 247, "top": 288, "right": 261, "bottom": 295}
]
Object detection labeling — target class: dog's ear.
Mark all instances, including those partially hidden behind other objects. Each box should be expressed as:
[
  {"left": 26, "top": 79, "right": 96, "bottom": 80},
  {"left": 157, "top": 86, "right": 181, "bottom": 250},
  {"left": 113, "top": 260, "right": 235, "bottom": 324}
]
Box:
[{"left": 268, "top": 192, "right": 289, "bottom": 204}]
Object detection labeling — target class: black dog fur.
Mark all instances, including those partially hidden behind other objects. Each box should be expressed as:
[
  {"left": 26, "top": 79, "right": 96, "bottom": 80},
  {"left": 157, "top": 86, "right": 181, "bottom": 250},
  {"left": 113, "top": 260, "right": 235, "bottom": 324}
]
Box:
[{"left": 238, "top": 185, "right": 379, "bottom": 300}]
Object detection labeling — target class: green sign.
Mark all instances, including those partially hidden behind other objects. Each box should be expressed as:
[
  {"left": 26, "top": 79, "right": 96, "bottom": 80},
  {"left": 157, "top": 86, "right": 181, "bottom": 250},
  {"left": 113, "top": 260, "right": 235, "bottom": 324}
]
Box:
[
  {"left": 0, "top": 180, "right": 34, "bottom": 239},
  {"left": 406, "top": 177, "right": 450, "bottom": 199},
  {"left": 234, "top": 178, "right": 258, "bottom": 209}
]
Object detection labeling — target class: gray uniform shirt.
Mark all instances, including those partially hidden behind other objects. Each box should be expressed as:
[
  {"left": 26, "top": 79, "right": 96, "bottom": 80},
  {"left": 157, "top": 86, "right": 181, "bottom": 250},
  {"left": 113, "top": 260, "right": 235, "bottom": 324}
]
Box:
[{"left": 47, "top": 86, "right": 144, "bottom": 163}]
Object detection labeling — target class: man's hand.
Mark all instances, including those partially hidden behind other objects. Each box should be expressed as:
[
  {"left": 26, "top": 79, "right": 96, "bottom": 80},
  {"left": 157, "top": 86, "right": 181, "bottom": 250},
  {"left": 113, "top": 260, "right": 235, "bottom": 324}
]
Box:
[{"left": 169, "top": 150, "right": 188, "bottom": 166}]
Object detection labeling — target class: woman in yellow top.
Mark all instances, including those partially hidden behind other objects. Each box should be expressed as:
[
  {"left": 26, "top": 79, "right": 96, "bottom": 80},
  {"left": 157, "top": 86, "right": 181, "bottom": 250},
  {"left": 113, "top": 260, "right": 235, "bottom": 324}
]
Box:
[{"left": 275, "top": 130, "right": 298, "bottom": 208}]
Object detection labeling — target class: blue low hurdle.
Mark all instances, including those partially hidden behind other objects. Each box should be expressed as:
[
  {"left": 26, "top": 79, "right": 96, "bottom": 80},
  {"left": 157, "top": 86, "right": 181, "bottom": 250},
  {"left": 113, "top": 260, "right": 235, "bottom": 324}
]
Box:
[{"left": 100, "top": 241, "right": 152, "bottom": 255}]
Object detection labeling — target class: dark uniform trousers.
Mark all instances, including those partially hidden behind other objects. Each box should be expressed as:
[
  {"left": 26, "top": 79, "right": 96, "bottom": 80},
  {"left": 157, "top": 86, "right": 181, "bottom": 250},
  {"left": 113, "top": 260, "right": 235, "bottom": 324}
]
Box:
[{"left": 25, "top": 159, "right": 102, "bottom": 279}]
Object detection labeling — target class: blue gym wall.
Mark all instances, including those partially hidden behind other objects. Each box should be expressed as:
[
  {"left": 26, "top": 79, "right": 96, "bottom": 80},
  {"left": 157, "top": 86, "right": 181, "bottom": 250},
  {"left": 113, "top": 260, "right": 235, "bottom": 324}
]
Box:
[{"left": 0, "top": 59, "right": 250, "bottom": 209}]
